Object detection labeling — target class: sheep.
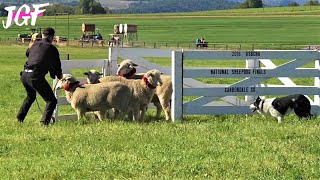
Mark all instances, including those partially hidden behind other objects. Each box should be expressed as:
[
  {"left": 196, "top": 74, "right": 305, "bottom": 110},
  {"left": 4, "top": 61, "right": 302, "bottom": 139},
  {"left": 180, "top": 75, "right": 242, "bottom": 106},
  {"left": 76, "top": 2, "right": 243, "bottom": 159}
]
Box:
[
  {"left": 117, "top": 59, "right": 172, "bottom": 121},
  {"left": 83, "top": 69, "right": 163, "bottom": 121},
  {"left": 55, "top": 74, "right": 133, "bottom": 121},
  {"left": 57, "top": 69, "right": 162, "bottom": 121}
]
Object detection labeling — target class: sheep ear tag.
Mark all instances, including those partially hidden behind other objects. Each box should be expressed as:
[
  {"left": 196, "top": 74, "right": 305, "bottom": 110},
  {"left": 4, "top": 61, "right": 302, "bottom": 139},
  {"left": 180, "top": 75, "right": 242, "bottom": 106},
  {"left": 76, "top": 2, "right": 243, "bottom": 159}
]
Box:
[{"left": 63, "top": 82, "right": 70, "bottom": 90}]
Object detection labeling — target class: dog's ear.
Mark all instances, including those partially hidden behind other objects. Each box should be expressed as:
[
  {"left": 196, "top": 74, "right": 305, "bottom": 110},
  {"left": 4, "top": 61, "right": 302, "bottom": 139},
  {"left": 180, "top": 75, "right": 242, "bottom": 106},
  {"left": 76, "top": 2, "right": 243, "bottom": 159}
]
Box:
[{"left": 83, "top": 72, "right": 89, "bottom": 75}]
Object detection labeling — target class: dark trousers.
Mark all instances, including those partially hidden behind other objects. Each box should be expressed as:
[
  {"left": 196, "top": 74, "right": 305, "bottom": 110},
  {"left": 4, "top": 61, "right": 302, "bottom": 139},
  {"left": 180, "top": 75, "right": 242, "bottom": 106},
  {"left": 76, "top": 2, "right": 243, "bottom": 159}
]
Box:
[{"left": 17, "top": 71, "right": 57, "bottom": 123}]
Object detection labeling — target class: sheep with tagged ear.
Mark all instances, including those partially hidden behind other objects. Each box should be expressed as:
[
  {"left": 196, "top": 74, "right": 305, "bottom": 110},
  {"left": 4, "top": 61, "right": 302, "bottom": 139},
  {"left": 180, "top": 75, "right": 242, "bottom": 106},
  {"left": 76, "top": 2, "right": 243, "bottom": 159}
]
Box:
[
  {"left": 55, "top": 74, "right": 133, "bottom": 121},
  {"left": 83, "top": 69, "right": 163, "bottom": 121},
  {"left": 117, "top": 59, "right": 172, "bottom": 121}
]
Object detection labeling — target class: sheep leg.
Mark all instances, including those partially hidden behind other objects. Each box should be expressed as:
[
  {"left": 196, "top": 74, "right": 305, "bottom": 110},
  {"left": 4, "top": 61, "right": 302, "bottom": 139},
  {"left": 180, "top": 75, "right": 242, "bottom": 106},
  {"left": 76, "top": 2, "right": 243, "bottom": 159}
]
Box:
[
  {"left": 113, "top": 109, "right": 120, "bottom": 119},
  {"left": 159, "top": 98, "right": 171, "bottom": 121},
  {"left": 132, "top": 109, "right": 140, "bottom": 122},
  {"left": 154, "top": 101, "right": 162, "bottom": 119},
  {"left": 76, "top": 110, "right": 86, "bottom": 121},
  {"left": 140, "top": 107, "right": 146, "bottom": 122},
  {"left": 93, "top": 111, "right": 99, "bottom": 120},
  {"left": 96, "top": 110, "right": 106, "bottom": 121},
  {"left": 127, "top": 111, "right": 133, "bottom": 121}
]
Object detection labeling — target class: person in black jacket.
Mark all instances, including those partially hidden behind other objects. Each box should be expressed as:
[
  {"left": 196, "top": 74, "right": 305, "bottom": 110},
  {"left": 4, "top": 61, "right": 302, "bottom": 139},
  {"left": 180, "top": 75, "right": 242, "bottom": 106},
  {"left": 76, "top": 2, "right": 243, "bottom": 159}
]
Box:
[{"left": 17, "top": 27, "right": 63, "bottom": 126}]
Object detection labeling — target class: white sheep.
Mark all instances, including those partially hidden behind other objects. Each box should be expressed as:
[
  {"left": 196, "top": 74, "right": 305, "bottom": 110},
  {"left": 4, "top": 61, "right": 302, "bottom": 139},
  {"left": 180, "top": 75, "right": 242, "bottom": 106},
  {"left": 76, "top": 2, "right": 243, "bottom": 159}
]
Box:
[
  {"left": 117, "top": 59, "right": 172, "bottom": 121},
  {"left": 83, "top": 69, "right": 163, "bottom": 121}
]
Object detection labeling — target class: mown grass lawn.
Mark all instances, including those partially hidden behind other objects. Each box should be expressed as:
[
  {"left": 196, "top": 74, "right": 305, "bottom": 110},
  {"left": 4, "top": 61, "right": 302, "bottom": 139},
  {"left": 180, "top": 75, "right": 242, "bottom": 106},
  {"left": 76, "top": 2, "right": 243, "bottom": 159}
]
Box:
[{"left": 0, "top": 43, "right": 319, "bottom": 179}]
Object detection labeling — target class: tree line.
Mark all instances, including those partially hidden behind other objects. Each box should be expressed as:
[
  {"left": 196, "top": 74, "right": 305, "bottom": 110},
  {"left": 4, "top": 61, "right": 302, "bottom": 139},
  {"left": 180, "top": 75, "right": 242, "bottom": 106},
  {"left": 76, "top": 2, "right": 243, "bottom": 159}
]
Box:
[
  {"left": 236, "top": 0, "right": 320, "bottom": 8},
  {"left": 1, "top": 0, "right": 320, "bottom": 16},
  {"left": 115, "top": 0, "right": 237, "bottom": 13}
]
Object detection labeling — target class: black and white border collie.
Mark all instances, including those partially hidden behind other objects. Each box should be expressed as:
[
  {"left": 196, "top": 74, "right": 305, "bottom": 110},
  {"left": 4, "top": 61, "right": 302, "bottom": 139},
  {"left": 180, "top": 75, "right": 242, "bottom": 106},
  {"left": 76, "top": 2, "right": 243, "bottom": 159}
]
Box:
[{"left": 249, "top": 94, "right": 312, "bottom": 123}]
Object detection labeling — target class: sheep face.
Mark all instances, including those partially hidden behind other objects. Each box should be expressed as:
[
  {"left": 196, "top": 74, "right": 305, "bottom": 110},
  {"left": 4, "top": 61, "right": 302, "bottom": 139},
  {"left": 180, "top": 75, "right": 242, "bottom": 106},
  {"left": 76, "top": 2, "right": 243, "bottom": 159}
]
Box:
[
  {"left": 55, "top": 74, "right": 79, "bottom": 90},
  {"left": 117, "top": 59, "right": 138, "bottom": 76},
  {"left": 83, "top": 70, "right": 103, "bottom": 84},
  {"left": 144, "top": 69, "right": 163, "bottom": 87}
]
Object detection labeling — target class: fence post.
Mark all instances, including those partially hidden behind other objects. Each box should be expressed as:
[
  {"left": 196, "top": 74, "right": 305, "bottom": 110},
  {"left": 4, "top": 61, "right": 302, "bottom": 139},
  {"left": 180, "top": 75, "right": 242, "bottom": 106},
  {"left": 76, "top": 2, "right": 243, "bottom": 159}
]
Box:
[
  {"left": 245, "top": 58, "right": 260, "bottom": 103},
  {"left": 314, "top": 59, "right": 320, "bottom": 114},
  {"left": 108, "top": 47, "right": 119, "bottom": 76},
  {"left": 154, "top": 42, "right": 156, "bottom": 48},
  {"left": 171, "top": 50, "right": 183, "bottom": 122}
]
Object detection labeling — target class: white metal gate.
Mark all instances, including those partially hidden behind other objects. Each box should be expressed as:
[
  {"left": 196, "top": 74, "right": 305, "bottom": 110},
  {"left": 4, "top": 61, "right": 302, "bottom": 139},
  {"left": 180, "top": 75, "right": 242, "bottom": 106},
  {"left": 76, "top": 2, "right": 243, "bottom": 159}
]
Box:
[{"left": 171, "top": 50, "right": 320, "bottom": 121}]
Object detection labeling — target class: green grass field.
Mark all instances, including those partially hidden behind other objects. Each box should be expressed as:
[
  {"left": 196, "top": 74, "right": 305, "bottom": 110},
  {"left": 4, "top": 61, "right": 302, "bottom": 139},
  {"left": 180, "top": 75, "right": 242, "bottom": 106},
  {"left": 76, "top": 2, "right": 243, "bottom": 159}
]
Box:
[{"left": 1, "top": 7, "right": 320, "bottom": 179}]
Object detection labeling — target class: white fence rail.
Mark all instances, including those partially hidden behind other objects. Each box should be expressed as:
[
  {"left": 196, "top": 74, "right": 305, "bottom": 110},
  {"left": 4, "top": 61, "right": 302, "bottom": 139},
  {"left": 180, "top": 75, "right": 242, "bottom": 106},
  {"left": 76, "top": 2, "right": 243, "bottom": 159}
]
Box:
[{"left": 171, "top": 50, "right": 320, "bottom": 121}]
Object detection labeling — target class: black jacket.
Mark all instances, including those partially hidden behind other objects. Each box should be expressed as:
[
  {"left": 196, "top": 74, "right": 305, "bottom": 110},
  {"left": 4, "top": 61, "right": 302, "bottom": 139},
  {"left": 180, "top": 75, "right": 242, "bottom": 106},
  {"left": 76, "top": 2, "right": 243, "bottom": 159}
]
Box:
[{"left": 24, "top": 39, "right": 62, "bottom": 79}]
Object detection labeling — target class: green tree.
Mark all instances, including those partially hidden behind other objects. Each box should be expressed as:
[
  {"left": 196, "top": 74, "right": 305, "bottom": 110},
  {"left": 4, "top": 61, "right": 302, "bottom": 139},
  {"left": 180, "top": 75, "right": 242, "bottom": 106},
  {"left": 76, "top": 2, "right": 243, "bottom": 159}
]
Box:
[
  {"left": 78, "top": 0, "right": 107, "bottom": 14},
  {"left": 304, "top": 0, "right": 319, "bottom": 6},
  {"left": 78, "top": 0, "right": 90, "bottom": 14},
  {"left": 288, "top": 2, "right": 300, "bottom": 6},
  {"left": 238, "top": 0, "right": 263, "bottom": 8},
  {"left": 91, "top": 0, "right": 106, "bottom": 14}
]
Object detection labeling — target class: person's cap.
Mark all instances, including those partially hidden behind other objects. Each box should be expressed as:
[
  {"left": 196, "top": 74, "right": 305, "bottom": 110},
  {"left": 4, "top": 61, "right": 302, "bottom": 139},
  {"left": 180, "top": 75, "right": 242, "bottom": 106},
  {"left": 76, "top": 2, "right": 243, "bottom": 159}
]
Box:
[{"left": 43, "top": 27, "right": 55, "bottom": 36}]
